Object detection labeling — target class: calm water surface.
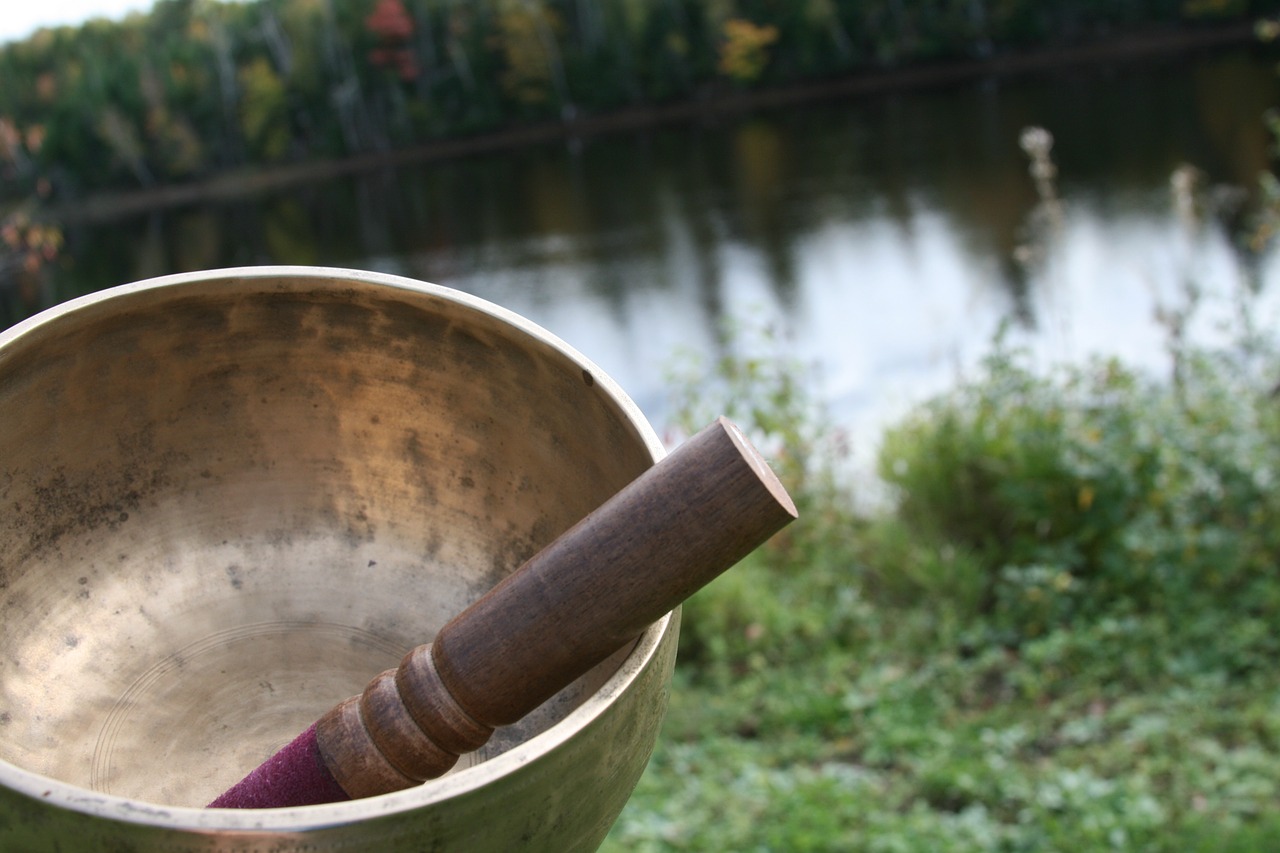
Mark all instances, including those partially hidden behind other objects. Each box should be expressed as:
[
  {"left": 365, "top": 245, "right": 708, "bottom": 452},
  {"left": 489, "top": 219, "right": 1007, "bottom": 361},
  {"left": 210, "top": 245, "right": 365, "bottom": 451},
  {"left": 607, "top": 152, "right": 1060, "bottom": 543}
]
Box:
[{"left": 15, "top": 45, "right": 1280, "bottom": 459}]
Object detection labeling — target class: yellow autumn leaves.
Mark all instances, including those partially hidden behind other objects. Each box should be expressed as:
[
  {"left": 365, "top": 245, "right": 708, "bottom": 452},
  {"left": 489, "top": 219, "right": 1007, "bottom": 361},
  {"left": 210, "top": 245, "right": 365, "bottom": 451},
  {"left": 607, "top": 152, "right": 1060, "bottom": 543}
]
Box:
[{"left": 718, "top": 19, "right": 780, "bottom": 84}]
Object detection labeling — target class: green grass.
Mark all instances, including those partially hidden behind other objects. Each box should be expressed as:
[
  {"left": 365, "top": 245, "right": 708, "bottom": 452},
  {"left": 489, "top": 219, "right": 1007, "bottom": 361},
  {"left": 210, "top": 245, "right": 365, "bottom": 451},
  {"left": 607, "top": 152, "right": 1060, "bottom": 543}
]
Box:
[
  {"left": 603, "top": 323, "right": 1280, "bottom": 852},
  {"left": 609, "top": 643, "right": 1280, "bottom": 851}
]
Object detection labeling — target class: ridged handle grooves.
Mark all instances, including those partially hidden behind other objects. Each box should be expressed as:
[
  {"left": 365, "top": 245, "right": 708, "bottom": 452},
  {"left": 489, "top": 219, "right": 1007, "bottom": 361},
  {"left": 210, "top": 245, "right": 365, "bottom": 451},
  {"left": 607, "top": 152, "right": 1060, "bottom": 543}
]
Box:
[{"left": 314, "top": 417, "right": 797, "bottom": 800}]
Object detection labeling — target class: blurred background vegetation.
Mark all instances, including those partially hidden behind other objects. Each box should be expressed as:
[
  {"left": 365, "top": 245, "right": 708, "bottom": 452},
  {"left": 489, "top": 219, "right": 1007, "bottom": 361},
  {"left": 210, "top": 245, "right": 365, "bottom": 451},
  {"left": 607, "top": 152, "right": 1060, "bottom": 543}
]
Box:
[{"left": 0, "top": 0, "right": 1275, "bottom": 197}]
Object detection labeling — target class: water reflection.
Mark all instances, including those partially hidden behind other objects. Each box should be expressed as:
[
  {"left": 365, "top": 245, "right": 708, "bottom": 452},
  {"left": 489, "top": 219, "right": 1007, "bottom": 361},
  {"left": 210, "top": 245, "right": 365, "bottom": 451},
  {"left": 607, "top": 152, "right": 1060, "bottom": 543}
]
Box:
[{"left": 20, "top": 46, "right": 1280, "bottom": 443}]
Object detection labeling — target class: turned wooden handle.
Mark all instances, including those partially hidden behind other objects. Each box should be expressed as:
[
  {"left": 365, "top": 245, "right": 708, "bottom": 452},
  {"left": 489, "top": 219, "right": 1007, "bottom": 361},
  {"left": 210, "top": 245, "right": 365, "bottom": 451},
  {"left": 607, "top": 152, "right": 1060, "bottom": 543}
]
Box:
[{"left": 314, "top": 417, "right": 798, "bottom": 799}]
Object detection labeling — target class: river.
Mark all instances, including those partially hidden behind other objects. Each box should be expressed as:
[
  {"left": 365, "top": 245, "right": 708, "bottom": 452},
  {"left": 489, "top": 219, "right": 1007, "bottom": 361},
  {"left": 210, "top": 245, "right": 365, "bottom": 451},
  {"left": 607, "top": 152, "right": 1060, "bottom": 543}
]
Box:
[{"left": 13, "top": 43, "right": 1280, "bottom": 464}]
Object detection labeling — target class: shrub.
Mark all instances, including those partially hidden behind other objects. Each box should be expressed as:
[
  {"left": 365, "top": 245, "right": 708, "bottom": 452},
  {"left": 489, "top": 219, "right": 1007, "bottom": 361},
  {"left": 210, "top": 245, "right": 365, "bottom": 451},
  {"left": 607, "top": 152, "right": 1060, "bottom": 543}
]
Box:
[{"left": 876, "top": 331, "right": 1280, "bottom": 659}]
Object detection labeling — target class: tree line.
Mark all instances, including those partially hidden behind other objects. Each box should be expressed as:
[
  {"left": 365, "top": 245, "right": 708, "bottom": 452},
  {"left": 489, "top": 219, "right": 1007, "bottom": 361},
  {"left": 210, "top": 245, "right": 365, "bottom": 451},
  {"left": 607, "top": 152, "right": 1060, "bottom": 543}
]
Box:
[{"left": 0, "top": 0, "right": 1275, "bottom": 203}]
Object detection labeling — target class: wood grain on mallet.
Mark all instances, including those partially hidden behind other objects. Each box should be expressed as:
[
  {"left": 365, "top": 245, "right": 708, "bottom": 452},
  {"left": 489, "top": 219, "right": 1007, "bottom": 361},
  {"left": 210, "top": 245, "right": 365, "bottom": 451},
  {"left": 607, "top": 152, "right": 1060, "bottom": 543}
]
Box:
[{"left": 211, "top": 417, "right": 798, "bottom": 807}]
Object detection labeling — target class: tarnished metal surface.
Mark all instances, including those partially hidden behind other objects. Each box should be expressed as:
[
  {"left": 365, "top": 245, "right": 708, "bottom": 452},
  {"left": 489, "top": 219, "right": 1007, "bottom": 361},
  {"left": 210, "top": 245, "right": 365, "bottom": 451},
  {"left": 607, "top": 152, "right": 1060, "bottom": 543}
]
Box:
[{"left": 0, "top": 267, "right": 675, "bottom": 850}]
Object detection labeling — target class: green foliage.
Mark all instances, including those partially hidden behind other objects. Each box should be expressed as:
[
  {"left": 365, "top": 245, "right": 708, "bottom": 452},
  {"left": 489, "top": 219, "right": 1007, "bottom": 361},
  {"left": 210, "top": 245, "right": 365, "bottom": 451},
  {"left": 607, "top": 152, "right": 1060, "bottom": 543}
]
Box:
[
  {"left": 238, "top": 56, "right": 291, "bottom": 161},
  {"left": 0, "top": 0, "right": 1275, "bottom": 196},
  {"left": 877, "top": 333, "right": 1280, "bottom": 652}
]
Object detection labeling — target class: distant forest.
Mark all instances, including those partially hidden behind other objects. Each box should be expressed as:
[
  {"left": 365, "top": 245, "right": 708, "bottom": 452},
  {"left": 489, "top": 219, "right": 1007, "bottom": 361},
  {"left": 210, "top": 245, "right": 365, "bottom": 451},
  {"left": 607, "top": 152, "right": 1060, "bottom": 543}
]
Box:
[{"left": 0, "top": 0, "right": 1277, "bottom": 201}]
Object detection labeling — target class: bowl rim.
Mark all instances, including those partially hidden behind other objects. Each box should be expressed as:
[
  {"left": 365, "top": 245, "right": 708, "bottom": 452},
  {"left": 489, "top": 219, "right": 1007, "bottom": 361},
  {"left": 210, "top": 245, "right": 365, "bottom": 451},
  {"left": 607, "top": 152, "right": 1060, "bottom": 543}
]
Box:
[{"left": 0, "top": 265, "right": 673, "bottom": 832}]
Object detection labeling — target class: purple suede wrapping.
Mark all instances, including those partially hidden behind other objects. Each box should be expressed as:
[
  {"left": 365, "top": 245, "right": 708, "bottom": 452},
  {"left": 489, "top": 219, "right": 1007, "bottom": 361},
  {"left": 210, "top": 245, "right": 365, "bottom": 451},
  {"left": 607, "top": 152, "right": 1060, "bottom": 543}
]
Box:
[{"left": 207, "top": 722, "right": 351, "bottom": 809}]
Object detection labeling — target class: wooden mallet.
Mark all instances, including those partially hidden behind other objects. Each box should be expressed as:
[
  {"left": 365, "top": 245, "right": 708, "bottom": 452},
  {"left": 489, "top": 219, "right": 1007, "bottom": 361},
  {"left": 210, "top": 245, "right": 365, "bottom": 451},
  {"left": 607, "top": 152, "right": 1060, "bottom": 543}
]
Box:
[{"left": 208, "top": 417, "right": 797, "bottom": 809}]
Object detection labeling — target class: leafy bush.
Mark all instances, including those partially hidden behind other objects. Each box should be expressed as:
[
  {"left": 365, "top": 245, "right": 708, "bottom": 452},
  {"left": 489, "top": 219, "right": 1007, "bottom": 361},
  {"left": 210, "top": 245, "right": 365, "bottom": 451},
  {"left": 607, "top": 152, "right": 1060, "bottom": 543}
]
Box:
[{"left": 876, "top": 332, "right": 1280, "bottom": 657}]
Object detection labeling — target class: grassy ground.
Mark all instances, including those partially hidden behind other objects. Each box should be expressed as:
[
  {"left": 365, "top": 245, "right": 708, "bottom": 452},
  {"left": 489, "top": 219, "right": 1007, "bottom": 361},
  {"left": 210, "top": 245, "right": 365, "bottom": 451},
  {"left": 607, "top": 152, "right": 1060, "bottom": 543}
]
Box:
[
  {"left": 605, "top": 570, "right": 1280, "bottom": 851},
  {"left": 602, "top": 323, "right": 1280, "bottom": 851}
]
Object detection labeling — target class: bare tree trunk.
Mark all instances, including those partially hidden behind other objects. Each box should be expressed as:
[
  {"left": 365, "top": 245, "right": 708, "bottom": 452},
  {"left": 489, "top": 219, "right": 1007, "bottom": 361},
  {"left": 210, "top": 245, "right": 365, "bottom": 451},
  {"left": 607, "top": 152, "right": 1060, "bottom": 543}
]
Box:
[
  {"left": 96, "top": 108, "right": 155, "bottom": 188},
  {"left": 524, "top": 0, "right": 574, "bottom": 120},
  {"left": 969, "top": 0, "right": 992, "bottom": 56},
  {"left": 320, "top": 0, "right": 381, "bottom": 154},
  {"left": 411, "top": 0, "right": 441, "bottom": 102},
  {"left": 207, "top": 17, "right": 244, "bottom": 165},
  {"left": 260, "top": 10, "right": 294, "bottom": 78},
  {"left": 575, "top": 0, "right": 603, "bottom": 52}
]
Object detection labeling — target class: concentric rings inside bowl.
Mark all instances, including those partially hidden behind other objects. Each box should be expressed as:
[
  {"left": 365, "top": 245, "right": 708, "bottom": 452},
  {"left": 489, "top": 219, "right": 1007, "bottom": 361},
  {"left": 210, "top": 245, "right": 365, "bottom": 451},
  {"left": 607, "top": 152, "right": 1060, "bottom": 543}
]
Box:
[{"left": 0, "top": 267, "right": 675, "bottom": 851}]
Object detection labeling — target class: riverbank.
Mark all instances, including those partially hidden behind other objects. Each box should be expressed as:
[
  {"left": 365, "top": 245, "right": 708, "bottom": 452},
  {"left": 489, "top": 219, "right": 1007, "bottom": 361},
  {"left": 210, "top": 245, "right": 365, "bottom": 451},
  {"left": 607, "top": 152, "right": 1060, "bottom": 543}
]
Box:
[
  {"left": 53, "top": 20, "right": 1262, "bottom": 226},
  {"left": 603, "top": 312, "right": 1280, "bottom": 850}
]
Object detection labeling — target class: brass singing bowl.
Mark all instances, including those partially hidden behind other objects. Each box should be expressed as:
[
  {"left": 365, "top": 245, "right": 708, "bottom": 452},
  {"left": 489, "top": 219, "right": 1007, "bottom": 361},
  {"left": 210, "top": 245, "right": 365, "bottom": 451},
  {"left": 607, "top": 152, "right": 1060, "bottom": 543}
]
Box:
[{"left": 0, "top": 267, "right": 676, "bottom": 850}]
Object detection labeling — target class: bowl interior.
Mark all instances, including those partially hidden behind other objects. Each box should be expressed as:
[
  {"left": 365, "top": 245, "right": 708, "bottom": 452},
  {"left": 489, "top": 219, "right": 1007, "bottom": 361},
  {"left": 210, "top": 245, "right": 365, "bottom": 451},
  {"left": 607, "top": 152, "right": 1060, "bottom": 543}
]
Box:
[{"left": 0, "top": 270, "right": 657, "bottom": 808}]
